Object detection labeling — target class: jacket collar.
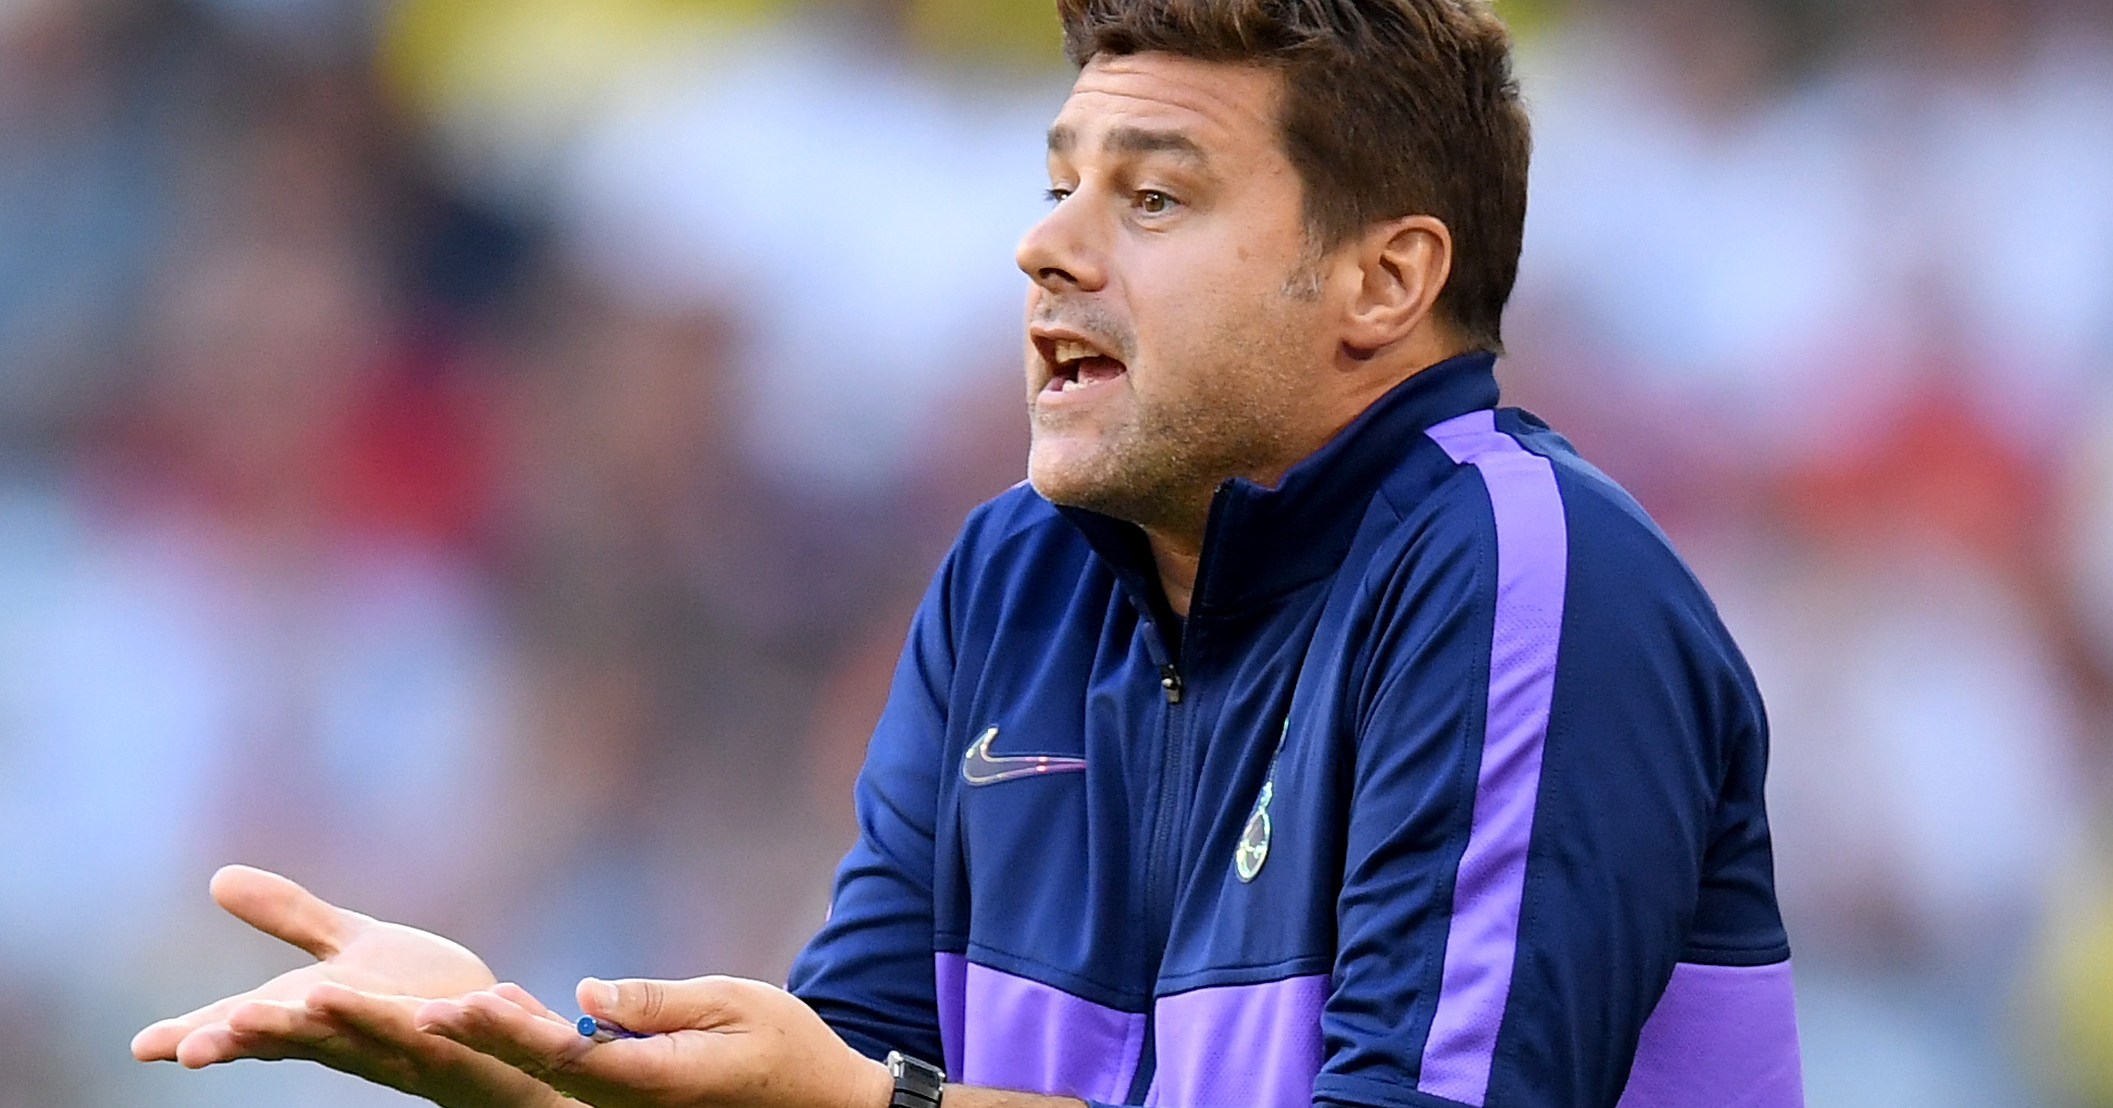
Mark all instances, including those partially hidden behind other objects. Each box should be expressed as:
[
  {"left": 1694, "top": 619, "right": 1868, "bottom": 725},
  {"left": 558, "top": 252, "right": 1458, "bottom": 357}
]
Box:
[{"left": 1057, "top": 350, "right": 1501, "bottom": 620}]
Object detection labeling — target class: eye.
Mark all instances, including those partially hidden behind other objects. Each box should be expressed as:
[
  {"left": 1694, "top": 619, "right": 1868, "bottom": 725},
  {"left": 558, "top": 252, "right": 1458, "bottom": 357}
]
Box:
[
  {"left": 1044, "top": 186, "right": 1074, "bottom": 205},
  {"left": 1136, "top": 190, "right": 1176, "bottom": 215}
]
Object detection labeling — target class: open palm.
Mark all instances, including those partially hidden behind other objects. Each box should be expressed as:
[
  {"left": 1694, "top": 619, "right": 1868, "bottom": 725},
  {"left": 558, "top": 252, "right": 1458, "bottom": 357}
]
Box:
[{"left": 133, "top": 865, "right": 557, "bottom": 1108}]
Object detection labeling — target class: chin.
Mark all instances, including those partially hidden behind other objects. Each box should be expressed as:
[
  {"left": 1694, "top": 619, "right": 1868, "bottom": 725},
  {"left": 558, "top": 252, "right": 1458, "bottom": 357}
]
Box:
[
  {"left": 1026, "top": 454, "right": 1095, "bottom": 510},
  {"left": 1028, "top": 440, "right": 1127, "bottom": 510},
  {"left": 1027, "top": 431, "right": 1199, "bottom": 529},
  {"left": 1028, "top": 460, "right": 1169, "bottom": 534}
]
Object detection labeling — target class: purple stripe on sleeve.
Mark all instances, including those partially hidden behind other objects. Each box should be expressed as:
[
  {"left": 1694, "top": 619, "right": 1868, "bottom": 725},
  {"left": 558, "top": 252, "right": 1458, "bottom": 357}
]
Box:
[
  {"left": 1419, "top": 408, "right": 1569, "bottom": 1107},
  {"left": 934, "top": 952, "right": 967, "bottom": 1078},
  {"left": 950, "top": 961, "right": 1145, "bottom": 1102},
  {"left": 1616, "top": 961, "right": 1805, "bottom": 1108},
  {"left": 1145, "top": 974, "right": 1328, "bottom": 1108}
]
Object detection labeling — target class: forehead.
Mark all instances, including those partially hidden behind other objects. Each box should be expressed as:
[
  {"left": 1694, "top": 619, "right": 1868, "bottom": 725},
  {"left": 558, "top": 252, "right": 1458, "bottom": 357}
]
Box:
[{"left": 1049, "top": 52, "right": 1284, "bottom": 159}]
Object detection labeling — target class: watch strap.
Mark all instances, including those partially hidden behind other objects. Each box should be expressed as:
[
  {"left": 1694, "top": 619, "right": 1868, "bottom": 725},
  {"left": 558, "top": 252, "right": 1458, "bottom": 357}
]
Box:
[{"left": 885, "top": 1050, "right": 945, "bottom": 1108}]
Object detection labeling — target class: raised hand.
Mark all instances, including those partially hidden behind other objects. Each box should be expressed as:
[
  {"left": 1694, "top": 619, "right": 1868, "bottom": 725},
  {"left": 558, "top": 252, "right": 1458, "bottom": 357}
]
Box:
[
  {"left": 131, "top": 865, "right": 560, "bottom": 1108},
  {"left": 412, "top": 974, "right": 894, "bottom": 1108}
]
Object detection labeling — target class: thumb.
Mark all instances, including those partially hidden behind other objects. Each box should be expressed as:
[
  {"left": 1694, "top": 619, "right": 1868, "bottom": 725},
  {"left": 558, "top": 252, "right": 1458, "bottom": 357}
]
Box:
[
  {"left": 209, "top": 865, "right": 350, "bottom": 960},
  {"left": 579, "top": 975, "right": 744, "bottom": 1034}
]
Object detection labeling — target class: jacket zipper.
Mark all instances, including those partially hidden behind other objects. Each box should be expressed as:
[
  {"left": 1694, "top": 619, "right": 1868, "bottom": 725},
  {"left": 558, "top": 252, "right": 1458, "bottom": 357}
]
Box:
[
  {"left": 1139, "top": 598, "right": 1184, "bottom": 706},
  {"left": 1131, "top": 617, "right": 1188, "bottom": 1102},
  {"left": 1158, "top": 664, "right": 1184, "bottom": 704}
]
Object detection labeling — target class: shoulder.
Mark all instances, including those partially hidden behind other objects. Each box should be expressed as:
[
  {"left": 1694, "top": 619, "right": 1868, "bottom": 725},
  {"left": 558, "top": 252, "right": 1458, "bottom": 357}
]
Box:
[
  {"left": 1471, "top": 412, "right": 1765, "bottom": 754},
  {"left": 926, "top": 481, "right": 1110, "bottom": 638},
  {"left": 1356, "top": 408, "right": 1756, "bottom": 708},
  {"left": 1500, "top": 411, "right": 1751, "bottom": 679},
  {"left": 945, "top": 481, "right": 1092, "bottom": 582},
  {"left": 1374, "top": 408, "right": 1723, "bottom": 625},
  {"left": 1504, "top": 410, "right": 1703, "bottom": 591},
  {"left": 956, "top": 480, "right": 1062, "bottom": 543}
]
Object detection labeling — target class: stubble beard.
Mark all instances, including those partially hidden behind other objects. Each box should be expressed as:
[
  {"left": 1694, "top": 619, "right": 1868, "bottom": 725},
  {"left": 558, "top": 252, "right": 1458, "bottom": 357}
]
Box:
[{"left": 1027, "top": 304, "right": 1311, "bottom": 538}]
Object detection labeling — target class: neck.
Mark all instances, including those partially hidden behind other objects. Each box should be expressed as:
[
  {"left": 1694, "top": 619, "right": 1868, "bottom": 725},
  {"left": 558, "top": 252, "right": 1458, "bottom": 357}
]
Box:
[
  {"left": 1133, "top": 341, "right": 1475, "bottom": 617},
  {"left": 1144, "top": 525, "right": 1203, "bottom": 617}
]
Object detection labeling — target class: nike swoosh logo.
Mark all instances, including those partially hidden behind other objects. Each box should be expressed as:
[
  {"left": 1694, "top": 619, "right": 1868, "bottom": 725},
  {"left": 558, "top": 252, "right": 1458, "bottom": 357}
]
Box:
[{"left": 960, "top": 726, "right": 1087, "bottom": 786}]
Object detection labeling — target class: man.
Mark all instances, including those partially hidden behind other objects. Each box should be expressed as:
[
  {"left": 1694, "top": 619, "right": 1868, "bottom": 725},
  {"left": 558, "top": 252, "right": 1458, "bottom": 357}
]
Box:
[{"left": 133, "top": 2, "right": 1804, "bottom": 1106}]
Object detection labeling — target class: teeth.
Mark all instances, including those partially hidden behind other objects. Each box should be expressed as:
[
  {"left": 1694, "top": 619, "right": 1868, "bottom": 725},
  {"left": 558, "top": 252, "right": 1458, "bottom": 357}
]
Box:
[{"left": 1053, "top": 339, "right": 1099, "bottom": 364}]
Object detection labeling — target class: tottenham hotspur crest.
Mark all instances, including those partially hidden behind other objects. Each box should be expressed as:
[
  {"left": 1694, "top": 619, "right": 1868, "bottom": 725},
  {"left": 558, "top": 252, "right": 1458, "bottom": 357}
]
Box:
[
  {"left": 1236, "top": 719, "right": 1289, "bottom": 883},
  {"left": 1235, "top": 778, "right": 1273, "bottom": 882}
]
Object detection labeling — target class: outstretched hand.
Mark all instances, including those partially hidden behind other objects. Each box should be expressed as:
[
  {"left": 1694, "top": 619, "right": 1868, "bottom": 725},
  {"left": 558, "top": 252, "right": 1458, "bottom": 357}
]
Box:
[
  {"left": 132, "top": 865, "right": 559, "bottom": 1108},
  {"left": 414, "top": 974, "right": 893, "bottom": 1108}
]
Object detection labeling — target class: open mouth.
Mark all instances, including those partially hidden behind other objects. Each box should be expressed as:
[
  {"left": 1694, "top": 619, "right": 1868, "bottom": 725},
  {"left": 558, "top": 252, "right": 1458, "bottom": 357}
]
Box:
[{"left": 1042, "top": 337, "right": 1127, "bottom": 395}]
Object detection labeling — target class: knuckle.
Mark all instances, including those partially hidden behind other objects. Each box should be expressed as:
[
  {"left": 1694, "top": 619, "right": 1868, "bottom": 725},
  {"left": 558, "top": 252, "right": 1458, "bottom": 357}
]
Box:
[
  {"left": 632, "top": 980, "right": 666, "bottom": 1023},
  {"left": 711, "top": 974, "right": 756, "bottom": 1006}
]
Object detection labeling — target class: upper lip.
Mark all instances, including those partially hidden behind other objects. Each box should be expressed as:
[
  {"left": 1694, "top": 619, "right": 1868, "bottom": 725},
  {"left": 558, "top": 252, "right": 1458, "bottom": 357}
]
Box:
[{"left": 1029, "top": 324, "right": 1120, "bottom": 379}]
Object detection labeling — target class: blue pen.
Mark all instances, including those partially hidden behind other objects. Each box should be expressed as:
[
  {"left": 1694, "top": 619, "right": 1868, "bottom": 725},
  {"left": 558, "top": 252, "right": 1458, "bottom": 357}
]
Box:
[{"left": 576, "top": 1015, "right": 650, "bottom": 1043}]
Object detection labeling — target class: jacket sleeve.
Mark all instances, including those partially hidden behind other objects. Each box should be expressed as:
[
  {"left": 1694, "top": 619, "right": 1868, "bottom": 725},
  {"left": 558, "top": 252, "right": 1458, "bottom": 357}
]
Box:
[
  {"left": 1315, "top": 436, "right": 1761, "bottom": 1108},
  {"left": 785, "top": 549, "right": 958, "bottom": 1065}
]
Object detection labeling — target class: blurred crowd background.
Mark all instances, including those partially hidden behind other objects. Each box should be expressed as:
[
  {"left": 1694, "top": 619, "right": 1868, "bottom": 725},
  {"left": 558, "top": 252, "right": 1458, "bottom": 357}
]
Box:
[{"left": 1, "top": 0, "right": 2110, "bottom": 1104}]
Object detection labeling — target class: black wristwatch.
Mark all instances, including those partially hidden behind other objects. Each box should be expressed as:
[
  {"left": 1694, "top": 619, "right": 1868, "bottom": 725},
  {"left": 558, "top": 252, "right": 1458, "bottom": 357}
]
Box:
[{"left": 884, "top": 1050, "right": 946, "bottom": 1108}]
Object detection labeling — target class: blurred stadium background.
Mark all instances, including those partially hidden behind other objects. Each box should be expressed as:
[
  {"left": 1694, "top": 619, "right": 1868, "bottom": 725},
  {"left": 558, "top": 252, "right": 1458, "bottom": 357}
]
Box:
[{"left": 1, "top": 0, "right": 2111, "bottom": 1103}]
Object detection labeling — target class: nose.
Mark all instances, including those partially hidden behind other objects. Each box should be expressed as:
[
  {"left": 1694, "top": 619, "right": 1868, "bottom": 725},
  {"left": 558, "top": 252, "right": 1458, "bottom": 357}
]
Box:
[{"left": 1015, "top": 193, "right": 1107, "bottom": 293}]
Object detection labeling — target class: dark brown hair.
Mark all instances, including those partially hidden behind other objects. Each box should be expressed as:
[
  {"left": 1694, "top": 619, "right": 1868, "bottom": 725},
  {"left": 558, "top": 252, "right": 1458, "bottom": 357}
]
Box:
[{"left": 1056, "top": 0, "right": 1529, "bottom": 352}]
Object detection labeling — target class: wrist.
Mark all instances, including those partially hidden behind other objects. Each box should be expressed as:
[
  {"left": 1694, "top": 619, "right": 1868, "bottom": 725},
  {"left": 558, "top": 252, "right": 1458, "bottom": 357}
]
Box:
[
  {"left": 852, "top": 1053, "right": 896, "bottom": 1108},
  {"left": 882, "top": 1050, "right": 946, "bottom": 1108}
]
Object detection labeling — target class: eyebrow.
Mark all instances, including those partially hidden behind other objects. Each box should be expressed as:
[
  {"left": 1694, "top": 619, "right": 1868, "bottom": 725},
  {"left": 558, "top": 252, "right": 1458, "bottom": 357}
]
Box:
[{"left": 1046, "top": 124, "right": 1211, "bottom": 166}]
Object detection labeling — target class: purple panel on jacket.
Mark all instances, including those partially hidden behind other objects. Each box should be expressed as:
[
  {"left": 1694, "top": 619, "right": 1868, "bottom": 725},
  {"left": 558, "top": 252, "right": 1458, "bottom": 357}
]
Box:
[
  {"left": 936, "top": 957, "right": 1146, "bottom": 1102},
  {"left": 1145, "top": 974, "right": 1328, "bottom": 1108},
  {"left": 1616, "top": 961, "right": 1805, "bottom": 1108},
  {"left": 935, "top": 952, "right": 967, "bottom": 1078},
  {"left": 1419, "top": 408, "right": 1569, "bottom": 1107}
]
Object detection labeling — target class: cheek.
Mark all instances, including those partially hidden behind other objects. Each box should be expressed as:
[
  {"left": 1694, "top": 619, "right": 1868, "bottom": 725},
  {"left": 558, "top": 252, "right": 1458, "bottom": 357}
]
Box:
[
  {"left": 1118, "top": 243, "right": 1224, "bottom": 351},
  {"left": 1127, "top": 250, "right": 1306, "bottom": 380}
]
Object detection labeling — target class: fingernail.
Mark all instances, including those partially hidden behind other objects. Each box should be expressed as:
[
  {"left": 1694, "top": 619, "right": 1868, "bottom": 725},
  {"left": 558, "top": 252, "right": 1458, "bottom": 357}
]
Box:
[{"left": 583, "top": 978, "right": 618, "bottom": 1011}]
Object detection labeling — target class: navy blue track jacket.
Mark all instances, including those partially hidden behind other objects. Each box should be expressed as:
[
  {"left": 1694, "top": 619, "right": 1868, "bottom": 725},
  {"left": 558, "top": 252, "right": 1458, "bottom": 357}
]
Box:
[{"left": 787, "top": 352, "right": 1803, "bottom": 1108}]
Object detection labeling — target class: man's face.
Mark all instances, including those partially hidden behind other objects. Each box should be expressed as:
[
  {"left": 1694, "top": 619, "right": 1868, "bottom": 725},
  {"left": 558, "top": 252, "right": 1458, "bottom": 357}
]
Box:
[{"left": 1017, "top": 53, "right": 1338, "bottom": 532}]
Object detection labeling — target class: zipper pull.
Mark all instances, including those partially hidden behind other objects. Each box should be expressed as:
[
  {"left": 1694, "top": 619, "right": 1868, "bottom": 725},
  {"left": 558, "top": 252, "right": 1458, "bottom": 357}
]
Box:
[{"left": 1134, "top": 609, "right": 1183, "bottom": 705}]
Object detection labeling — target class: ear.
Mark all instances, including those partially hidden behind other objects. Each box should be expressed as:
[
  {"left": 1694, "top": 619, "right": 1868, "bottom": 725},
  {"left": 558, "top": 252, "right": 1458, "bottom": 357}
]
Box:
[{"left": 1339, "top": 215, "right": 1453, "bottom": 359}]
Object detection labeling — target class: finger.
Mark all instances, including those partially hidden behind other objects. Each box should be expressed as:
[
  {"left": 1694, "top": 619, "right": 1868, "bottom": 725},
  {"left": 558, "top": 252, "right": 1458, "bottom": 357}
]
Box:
[
  {"left": 490, "top": 983, "right": 564, "bottom": 1024},
  {"left": 132, "top": 1021, "right": 182, "bottom": 1062},
  {"left": 172, "top": 1024, "right": 264, "bottom": 1068},
  {"left": 210, "top": 865, "right": 350, "bottom": 960},
  {"left": 306, "top": 983, "right": 427, "bottom": 1045},
  {"left": 580, "top": 975, "right": 745, "bottom": 1034},
  {"left": 135, "top": 1014, "right": 216, "bottom": 1062},
  {"left": 418, "top": 992, "right": 591, "bottom": 1082},
  {"left": 174, "top": 1002, "right": 336, "bottom": 1068},
  {"left": 133, "top": 994, "right": 253, "bottom": 1061},
  {"left": 227, "top": 999, "right": 342, "bottom": 1048},
  {"left": 178, "top": 1000, "right": 409, "bottom": 1075},
  {"left": 134, "top": 1018, "right": 206, "bottom": 1062},
  {"left": 427, "top": 991, "right": 695, "bottom": 1105},
  {"left": 447, "top": 989, "right": 759, "bottom": 1106},
  {"left": 307, "top": 984, "right": 509, "bottom": 1090}
]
